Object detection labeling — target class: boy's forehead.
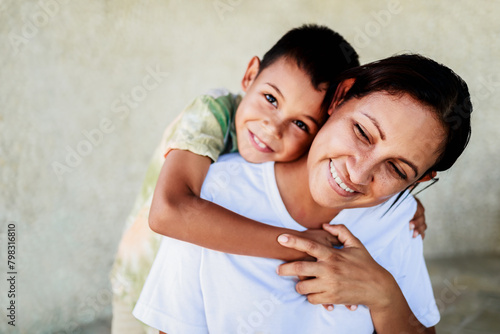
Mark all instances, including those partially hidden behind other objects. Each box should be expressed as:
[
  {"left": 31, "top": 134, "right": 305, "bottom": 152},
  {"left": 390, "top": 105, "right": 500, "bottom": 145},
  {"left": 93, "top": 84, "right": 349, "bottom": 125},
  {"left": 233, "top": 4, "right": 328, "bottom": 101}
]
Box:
[
  {"left": 258, "top": 58, "right": 327, "bottom": 95},
  {"left": 259, "top": 58, "right": 312, "bottom": 84}
]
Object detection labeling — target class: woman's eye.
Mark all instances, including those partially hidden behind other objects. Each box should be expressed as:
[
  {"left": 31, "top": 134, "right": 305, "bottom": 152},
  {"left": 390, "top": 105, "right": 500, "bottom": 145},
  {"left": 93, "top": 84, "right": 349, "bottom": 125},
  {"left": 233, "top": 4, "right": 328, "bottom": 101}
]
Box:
[
  {"left": 389, "top": 162, "right": 407, "bottom": 180},
  {"left": 293, "top": 120, "right": 309, "bottom": 132},
  {"left": 355, "top": 124, "right": 370, "bottom": 142},
  {"left": 265, "top": 94, "right": 278, "bottom": 108}
]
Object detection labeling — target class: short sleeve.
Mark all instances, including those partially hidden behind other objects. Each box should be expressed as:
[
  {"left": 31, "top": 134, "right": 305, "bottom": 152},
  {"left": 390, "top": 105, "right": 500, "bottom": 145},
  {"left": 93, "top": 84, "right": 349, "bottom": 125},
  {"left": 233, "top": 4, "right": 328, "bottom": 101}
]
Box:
[
  {"left": 368, "top": 193, "right": 440, "bottom": 328},
  {"left": 159, "top": 90, "right": 240, "bottom": 162},
  {"left": 394, "top": 235, "right": 441, "bottom": 327},
  {"left": 133, "top": 237, "right": 209, "bottom": 333}
]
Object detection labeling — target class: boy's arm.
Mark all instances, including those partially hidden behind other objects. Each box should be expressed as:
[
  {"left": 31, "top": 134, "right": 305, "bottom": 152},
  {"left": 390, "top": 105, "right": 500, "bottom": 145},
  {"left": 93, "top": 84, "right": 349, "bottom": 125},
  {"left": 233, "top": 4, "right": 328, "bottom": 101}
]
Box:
[{"left": 149, "top": 149, "right": 331, "bottom": 261}]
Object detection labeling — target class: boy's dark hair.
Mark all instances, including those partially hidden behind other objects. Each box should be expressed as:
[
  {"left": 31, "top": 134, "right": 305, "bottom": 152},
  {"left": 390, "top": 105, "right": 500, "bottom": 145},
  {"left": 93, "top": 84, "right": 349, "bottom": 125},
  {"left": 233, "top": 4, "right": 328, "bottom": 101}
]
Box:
[{"left": 259, "top": 24, "right": 359, "bottom": 103}]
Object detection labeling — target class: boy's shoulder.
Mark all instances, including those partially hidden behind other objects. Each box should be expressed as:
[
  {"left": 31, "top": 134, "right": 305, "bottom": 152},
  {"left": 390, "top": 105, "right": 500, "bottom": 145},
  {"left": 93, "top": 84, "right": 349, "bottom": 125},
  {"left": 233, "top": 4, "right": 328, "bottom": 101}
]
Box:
[
  {"left": 216, "top": 152, "right": 245, "bottom": 163},
  {"left": 198, "top": 88, "right": 243, "bottom": 108},
  {"left": 203, "top": 88, "right": 238, "bottom": 99},
  {"left": 210, "top": 153, "right": 270, "bottom": 176}
]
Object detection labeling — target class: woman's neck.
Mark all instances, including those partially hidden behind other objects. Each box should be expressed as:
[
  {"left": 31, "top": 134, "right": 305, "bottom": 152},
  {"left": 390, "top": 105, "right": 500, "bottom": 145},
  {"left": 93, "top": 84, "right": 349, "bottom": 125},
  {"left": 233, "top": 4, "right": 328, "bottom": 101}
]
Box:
[{"left": 275, "top": 156, "right": 341, "bottom": 229}]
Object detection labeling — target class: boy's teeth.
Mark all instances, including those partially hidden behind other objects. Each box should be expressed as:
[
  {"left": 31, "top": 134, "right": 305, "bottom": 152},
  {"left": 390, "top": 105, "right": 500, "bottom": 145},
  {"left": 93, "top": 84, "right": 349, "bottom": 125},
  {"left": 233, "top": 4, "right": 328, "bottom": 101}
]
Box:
[
  {"left": 254, "top": 135, "right": 267, "bottom": 149},
  {"left": 329, "top": 160, "right": 355, "bottom": 193}
]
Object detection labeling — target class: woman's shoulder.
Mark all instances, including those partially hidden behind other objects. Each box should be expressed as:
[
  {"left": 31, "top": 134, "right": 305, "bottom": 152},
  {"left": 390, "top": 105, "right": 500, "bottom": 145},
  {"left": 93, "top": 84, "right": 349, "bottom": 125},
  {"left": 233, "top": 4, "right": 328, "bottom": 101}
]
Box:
[{"left": 332, "top": 192, "right": 417, "bottom": 257}]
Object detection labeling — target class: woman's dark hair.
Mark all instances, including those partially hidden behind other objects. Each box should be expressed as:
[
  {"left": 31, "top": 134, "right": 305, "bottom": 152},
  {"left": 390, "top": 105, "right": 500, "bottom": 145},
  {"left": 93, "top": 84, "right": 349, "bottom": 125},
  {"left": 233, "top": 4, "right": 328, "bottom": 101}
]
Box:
[{"left": 336, "top": 53, "right": 472, "bottom": 176}]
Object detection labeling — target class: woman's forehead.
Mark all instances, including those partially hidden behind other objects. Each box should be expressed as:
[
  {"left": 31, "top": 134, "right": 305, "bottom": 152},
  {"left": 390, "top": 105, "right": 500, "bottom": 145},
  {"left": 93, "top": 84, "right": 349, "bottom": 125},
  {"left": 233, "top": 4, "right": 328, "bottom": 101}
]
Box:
[{"left": 332, "top": 92, "right": 446, "bottom": 173}]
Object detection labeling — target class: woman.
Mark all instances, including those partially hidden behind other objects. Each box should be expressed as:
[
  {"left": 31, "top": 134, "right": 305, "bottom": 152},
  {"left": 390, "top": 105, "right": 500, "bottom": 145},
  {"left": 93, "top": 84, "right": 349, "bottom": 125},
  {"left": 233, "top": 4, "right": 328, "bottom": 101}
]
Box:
[
  {"left": 134, "top": 54, "right": 472, "bottom": 333},
  {"left": 273, "top": 54, "right": 472, "bottom": 333}
]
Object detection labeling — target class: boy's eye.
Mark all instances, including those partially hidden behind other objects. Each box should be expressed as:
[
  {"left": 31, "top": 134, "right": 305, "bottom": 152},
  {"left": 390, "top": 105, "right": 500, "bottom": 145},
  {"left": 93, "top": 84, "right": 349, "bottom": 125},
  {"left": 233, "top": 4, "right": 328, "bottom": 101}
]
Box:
[
  {"left": 265, "top": 94, "right": 278, "bottom": 108},
  {"left": 354, "top": 124, "right": 370, "bottom": 142},
  {"left": 389, "top": 162, "right": 407, "bottom": 180},
  {"left": 293, "top": 120, "right": 309, "bottom": 132}
]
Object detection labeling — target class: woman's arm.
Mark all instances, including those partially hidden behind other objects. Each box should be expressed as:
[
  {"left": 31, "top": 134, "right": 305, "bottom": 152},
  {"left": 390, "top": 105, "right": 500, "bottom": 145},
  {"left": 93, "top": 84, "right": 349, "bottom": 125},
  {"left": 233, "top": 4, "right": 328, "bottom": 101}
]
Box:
[
  {"left": 149, "top": 149, "right": 337, "bottom": 261},
  {"left": 276, "top": 224, "right": 436, "bottom": 334}
]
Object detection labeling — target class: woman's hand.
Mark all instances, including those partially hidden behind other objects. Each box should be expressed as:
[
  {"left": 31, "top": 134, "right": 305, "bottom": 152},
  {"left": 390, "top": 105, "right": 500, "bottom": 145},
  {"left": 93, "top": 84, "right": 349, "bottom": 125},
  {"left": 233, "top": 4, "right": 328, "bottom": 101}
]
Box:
[
  {"left": 276, "top": 224, "right": 397, "bottom": 311},
  {"left": 299, "top": 228, "right": 341, "bottom": 250},
  {"left": 276, "top": 224, "right": 435, "bottom": 333}
]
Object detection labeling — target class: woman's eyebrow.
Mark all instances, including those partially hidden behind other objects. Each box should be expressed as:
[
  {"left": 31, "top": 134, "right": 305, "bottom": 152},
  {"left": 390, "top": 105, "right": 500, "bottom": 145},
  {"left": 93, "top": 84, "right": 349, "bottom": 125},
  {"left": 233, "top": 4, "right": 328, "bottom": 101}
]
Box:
[
  {"left": 361, "top": 112, "right": 385, "bottom": 140},
  {"left": 398, "top": 157, "right": 419, "bottom": 178},
  {"left": 361, "top": 112, "right": 418, "bottom": 177}
]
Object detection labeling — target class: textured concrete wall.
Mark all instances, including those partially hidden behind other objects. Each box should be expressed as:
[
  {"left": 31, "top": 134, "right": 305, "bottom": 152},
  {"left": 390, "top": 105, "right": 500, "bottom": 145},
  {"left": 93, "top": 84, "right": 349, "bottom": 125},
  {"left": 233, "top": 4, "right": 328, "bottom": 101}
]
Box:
[{"left": 0, "top": 0, "right": 498, "bottom": 332}]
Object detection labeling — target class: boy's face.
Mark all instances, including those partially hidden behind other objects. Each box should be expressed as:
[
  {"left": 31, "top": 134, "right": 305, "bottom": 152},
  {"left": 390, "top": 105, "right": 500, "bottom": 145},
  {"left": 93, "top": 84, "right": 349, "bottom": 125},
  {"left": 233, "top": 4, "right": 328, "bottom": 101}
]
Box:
[
  {"left": 235, "top": 57, "right": 327, "bottom": 163},
  {"left": 307, "top": 91, "right": 445, "bottom": 210}
]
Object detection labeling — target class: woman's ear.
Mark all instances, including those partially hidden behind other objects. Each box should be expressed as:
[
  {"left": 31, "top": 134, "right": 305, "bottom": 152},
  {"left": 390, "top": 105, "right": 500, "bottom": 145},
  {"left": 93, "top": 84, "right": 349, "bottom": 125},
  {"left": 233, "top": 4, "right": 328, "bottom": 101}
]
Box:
[
  {"left": 241, "top": 56, "right": 261, "bottom": 92},
  {"left": 417, "top": 171, "right": 437, "bottom": 183},
  {"left": 328, "top": 78, "right": 356, "bottom": 115}
]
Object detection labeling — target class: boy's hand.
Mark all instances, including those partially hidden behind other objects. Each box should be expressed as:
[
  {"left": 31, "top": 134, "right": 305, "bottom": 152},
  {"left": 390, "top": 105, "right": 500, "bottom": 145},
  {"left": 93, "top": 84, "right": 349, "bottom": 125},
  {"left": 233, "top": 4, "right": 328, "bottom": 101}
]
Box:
[{"left": 410, "top": 197, "right": 427, "bottom": 239}]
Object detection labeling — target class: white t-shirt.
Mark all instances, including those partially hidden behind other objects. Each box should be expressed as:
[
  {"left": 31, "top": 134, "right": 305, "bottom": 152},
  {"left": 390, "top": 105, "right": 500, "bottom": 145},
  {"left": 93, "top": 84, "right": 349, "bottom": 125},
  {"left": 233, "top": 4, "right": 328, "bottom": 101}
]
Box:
[{"left": 134, "top": 153, "right": 440, "bottom": 333}]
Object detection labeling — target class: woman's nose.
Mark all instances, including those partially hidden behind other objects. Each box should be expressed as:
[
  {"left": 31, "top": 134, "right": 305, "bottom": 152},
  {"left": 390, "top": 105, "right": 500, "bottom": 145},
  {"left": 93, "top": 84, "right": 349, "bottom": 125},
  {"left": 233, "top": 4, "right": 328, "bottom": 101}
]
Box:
[{"left": 347, "top": 159, "right": 373, "bottom": 186}]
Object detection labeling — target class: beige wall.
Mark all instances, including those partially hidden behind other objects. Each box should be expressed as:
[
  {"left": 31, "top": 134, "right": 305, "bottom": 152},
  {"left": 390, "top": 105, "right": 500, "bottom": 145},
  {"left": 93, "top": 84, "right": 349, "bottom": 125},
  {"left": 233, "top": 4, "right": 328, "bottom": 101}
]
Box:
[{"left": 1, "top": 0, "right": 498, "bottom": 331}]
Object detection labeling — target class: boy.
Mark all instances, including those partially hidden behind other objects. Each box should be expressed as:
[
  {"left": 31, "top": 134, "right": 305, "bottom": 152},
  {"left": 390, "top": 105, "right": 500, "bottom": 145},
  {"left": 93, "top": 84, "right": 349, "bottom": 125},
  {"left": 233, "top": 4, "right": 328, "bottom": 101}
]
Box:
[{"left": 111, "top": 24, "right": 360, "bottom": 333}]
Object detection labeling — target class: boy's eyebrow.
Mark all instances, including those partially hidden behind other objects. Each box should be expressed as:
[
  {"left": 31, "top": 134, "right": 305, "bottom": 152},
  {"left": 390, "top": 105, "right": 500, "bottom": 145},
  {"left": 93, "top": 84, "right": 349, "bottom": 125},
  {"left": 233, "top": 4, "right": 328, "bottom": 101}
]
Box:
[
  {"left": 266, "top": 83, "right": 284, "bottom": 101},
  {"left": 362, "top": 112, "right": 418, "bottom": 177},
  {"left": 305, "top": 115, "right": 321, "bottom": 128}
]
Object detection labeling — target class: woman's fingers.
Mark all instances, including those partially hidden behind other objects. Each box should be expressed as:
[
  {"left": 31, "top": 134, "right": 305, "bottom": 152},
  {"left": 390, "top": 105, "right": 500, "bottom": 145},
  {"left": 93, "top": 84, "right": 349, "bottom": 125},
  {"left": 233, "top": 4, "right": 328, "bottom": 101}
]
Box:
[
  {"left": 294, "top": 276, "right": 324, "bottom": 295},
  {"left": 321, "top": 224, "right": 363, "bottom": 249},
  {"left": 277, "top": 234, "right": 334, "bottom": 260},
  {"left": 277, "top": 224, "right": 364, "bottom": 262},
  {"left": 277, "top": 259, "right": 327, "bottom": 278},
  {"left": 322, "top": 304, "right": 334, "bottom": 311}
]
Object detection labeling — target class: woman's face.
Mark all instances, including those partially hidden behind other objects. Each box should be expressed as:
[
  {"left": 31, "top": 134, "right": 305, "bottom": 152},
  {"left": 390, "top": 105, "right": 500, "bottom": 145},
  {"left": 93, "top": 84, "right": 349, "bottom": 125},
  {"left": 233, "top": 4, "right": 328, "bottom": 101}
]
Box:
[{"left": 307, "top": 91, "right": 446, "bottom": 210}]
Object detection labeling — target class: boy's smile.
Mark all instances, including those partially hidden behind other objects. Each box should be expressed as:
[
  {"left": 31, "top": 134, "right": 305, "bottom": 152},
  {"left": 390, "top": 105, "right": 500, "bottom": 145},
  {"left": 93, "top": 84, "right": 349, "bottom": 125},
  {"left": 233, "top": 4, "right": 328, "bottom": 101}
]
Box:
[{"left": 235, "top": 57, "right": 327, "bottom": 163}]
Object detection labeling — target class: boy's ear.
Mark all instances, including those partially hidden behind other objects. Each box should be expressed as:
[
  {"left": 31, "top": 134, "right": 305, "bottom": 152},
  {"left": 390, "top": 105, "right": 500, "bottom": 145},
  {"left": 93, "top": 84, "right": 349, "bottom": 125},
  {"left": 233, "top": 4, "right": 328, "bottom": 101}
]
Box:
[
  {"left": 417, "top": 171, "right": 437, "bottom": 183},
  {"left": 328, "top": 78, "right": 356, "bottom": 115},
  {"left": 241, "top": 56, "right": 261, "bottom": 92}
]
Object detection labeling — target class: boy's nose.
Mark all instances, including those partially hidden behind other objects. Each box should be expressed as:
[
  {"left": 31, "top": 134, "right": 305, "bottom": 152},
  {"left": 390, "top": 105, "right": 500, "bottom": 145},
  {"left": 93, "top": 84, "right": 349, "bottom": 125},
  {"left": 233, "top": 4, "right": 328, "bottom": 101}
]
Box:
[{"left": 262, "top": 118, "right": 283, "bottom": 139}]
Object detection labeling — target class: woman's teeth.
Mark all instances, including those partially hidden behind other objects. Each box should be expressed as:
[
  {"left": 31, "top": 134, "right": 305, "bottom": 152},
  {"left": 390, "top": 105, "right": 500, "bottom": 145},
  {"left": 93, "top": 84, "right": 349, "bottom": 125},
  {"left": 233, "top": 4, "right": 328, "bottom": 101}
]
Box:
[
  {"left": 330, "top": 161, "right": 355, "bottom": 193},
  {"left": 253, "top": 135, "right": 267, "bottom": 149}
]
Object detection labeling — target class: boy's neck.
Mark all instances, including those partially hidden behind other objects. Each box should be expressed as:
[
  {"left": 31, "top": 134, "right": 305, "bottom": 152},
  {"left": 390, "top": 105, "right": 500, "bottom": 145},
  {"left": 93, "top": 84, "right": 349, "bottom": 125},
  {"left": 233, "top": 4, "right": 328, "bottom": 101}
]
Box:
[{"left": 275, "top": 157, "right": 341, "bottom": 229}]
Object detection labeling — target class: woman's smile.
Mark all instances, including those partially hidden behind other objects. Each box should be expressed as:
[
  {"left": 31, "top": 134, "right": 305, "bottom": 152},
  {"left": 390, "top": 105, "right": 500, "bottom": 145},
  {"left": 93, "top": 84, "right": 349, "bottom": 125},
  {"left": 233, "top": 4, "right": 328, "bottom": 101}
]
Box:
[{"left": 328, "top": 160, "right": 359, "bottom": 196}]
